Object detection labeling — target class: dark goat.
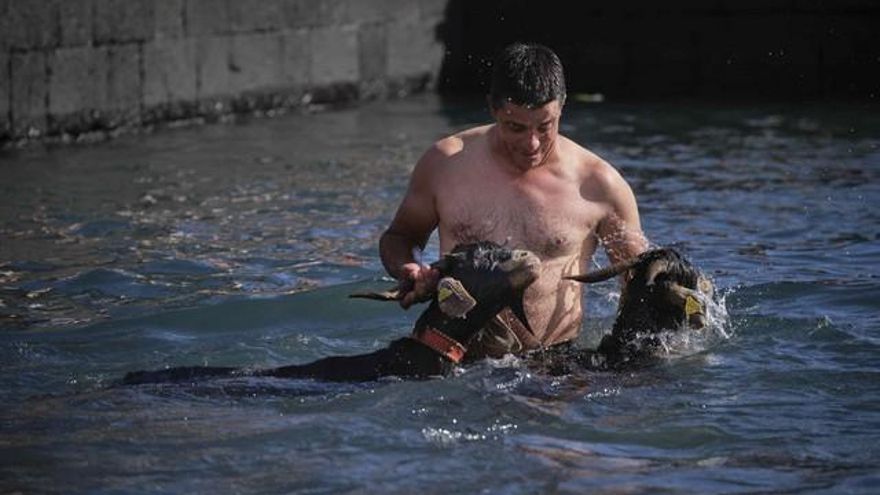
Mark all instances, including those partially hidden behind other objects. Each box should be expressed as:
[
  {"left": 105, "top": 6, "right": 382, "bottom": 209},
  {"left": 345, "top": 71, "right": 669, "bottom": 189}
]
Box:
[
  {"left": 566, "top": 248, "right": 715, "bottom": 368},
  {"left": 122, "top": 242, "right": 540, "bottom": 384}
]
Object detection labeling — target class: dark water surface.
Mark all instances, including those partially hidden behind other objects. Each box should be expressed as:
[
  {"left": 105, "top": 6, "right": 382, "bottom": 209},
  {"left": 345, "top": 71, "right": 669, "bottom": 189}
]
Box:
[{"left": 1, "top": 95, "right": 878, "bottom": 494}]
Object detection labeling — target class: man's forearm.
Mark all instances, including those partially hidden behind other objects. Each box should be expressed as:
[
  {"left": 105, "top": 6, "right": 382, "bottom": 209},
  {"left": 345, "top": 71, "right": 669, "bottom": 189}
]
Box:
[{"left": 379, "top": 229, "right": 422, "bottom": 280}]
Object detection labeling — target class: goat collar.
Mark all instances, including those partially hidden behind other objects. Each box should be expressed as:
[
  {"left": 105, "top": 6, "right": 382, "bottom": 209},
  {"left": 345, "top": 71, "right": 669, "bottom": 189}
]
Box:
[{"left": 412, "top": 326, "right": 467, "bottom": 364}]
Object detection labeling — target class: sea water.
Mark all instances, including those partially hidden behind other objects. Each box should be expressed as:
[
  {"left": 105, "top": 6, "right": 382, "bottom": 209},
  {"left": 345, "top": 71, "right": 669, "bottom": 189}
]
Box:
[{"left": 1, "top": 95, "right": 878, "bottom": 494}]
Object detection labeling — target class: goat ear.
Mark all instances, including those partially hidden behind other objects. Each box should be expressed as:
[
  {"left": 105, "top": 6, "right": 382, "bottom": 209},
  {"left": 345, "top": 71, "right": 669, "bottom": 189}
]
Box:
[{"left": 437, "top": 277, "right": 477, "bottom": 318}]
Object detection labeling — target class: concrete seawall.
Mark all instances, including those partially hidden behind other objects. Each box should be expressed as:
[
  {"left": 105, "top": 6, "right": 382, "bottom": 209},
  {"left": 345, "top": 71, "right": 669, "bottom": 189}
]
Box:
[
  {"left": 0, "top": 0, "right": 446, "bottom": 144},
  {"left": 4, "top": 1, "right": 876, "bottom": 145}
]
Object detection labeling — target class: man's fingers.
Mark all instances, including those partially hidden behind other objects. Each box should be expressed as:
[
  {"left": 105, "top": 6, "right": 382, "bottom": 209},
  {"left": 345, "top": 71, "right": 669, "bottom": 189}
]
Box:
[
  {"left": 399, "top": 292, "right": 415, "bottom": 309},
  {"left": 396, "top": 264, "right": 440, "bottom": 310}
]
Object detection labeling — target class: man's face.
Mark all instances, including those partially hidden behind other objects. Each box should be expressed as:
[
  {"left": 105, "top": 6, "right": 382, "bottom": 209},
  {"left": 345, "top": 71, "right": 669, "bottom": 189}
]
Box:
[{"left": 491, "top": 99, "right": 562, "bottom": 171}]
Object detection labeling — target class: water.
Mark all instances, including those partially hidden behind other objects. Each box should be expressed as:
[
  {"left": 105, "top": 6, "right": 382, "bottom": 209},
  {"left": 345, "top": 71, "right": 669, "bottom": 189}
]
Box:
[{"left": 1, "top": 95, "right": 879, "bottom": 494}]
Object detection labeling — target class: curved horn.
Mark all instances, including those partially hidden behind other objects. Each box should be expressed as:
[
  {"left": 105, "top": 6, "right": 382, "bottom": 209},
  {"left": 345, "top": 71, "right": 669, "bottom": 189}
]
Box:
[
  {"left": 664, "top": 281, "right": 709, "bottom": 329},
  {"left": 349, "top": 289, "right": 403, "bottom": 301},
  {"left": 564, "top": 257, "right": 641, "bottom": 284},
  {"left": 354, "top": 251, "right": 466, "bottom": 302},
  {"left": 663, "top": 281, "right": 701, "bottom": 308},
  {"left": 645, "top": 259, "right": 671, "bottom": 286}
]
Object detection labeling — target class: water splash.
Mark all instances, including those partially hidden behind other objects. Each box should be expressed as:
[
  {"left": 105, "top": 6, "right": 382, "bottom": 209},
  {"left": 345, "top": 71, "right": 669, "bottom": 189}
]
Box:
[
  {"left": 591, "top": 214, "right": 651, "bottom": 264},
  {"left": 641, "top": 286, "right": 733, "bottom": 360}
]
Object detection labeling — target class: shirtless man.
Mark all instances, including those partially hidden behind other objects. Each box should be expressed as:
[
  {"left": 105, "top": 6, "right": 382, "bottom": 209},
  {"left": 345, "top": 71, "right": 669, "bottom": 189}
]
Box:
[{"left": 379, "top": 43, "right": 647, "bottom": 358}]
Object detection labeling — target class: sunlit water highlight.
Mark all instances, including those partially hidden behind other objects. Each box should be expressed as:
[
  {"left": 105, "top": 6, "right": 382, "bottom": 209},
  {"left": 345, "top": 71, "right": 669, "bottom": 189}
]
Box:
[{"left": 1, "top": 95, "right": 878, "bottom": 494}]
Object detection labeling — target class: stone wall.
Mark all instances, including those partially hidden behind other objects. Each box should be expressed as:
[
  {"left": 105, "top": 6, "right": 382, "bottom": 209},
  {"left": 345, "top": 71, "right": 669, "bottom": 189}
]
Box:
[{"left": 0, "top": 0, "right": 446, "bottom": 143}]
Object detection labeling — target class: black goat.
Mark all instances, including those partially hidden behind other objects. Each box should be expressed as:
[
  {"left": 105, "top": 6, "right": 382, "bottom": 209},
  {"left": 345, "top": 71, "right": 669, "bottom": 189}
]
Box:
[
  {"left": 122, "top": 242, "right": 540, "bottom": 384},
  {"left": 566, "top": 248, "right": 715, "bottom": 368}
]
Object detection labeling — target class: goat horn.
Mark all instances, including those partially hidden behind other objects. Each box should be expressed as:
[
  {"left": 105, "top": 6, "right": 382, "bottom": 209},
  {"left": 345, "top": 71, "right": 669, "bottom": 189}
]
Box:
[
  {"left": 666, "top": 281, "right": 709, "bottom": 329},
  {"left": 564, "top": 257, "right": 641, "bottom": 283},
  {"left": 664, "top": 282, "right": 702, "bottom": 310},
  {"left": 352, "top": 252, "right": 467, "bottom": 302},
  {"left": 349, "top": 289, "right": 403, "bottom": 301},
  {"left": 645, "top": 260, "right": 671, "bottom": 286}
]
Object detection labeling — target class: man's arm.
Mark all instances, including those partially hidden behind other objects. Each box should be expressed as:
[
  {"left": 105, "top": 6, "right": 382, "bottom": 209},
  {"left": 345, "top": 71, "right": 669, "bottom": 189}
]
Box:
[
  {"left": 379, "top": 148, "right": 442, "bottom": 308},
  {"left": 594, "top": 163, "right": 648, "bottom": 265}
]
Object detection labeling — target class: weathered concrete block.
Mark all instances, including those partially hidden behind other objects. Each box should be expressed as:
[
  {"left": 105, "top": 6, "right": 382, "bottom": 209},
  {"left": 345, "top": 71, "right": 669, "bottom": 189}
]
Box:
[
  {"left": 154, "top": 0, "right": 185, "bottom": 38},
  {"left": 11, "top": 51, "right": 47, "bottom": 135},
  {"left": 144, "top": 38, "right": 197, "bottom": 106},
  {"left": 5, "top": 0, "right": 60, "bottom": 49},
  {"left": 229, "top": 33, "right": 282, "bottom": 92},
  {"left": 187, "top": 0, "right": 229, "bottom": 37},
  {"left": 280, "top": 0, "right": 324, "bottom": 29},
  {"left": 0, "top": 50, "right": 10, "bottom": 137},
  {"left": 59, "top": 0, "right": 94, "bottom": 47},
  {"left": 358, "top": 23, "right": 387, "bottom": 81},
  {"left": 94, "top": 0, "right": 155, "bottom": 43},
  {"left": 387, "top": 19, "right": 443, "bottom": 78},
  {"left": 196, "top": 35, "right": 232, "bottom": 98},
  {"left": 48, "top": 46, "right": 104, "bottom": 117},
  {"left": 310, "top": 24, "right": 359, "bottom": 85},
  {"left": 105, "top": 45, "right": 141, "bottom": 113},
  {"left": 384, "top": 0, "right": 420, "bottom": 22},
  {"left": 417, "top": 0, "right": 448, "bottom": 20},
  {"left": 229, "top": 0, "right": 283, "bottom": 33},
  {"left": 279, "top": 29, "right": 310, "bottom": 86},
  {"left": 322, "top": 0, "right": 387, "bottom": 26}
]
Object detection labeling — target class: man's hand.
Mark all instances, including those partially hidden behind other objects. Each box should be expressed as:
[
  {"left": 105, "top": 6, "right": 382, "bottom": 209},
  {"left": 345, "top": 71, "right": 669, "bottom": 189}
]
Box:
[{"left": 397, "top": 262, "right": 440, "bottom": 309}]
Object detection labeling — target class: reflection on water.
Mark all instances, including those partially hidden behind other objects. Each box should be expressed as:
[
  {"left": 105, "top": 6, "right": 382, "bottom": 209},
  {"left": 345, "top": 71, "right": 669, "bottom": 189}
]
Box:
[{"left": 1, "top": 95, "right": 879, "bottom": 494}]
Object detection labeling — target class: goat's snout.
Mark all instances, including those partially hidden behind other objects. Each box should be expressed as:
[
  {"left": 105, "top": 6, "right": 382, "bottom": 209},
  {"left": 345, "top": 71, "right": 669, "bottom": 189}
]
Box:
[
  {"left": 503, "top": 249, "right": 541, "bottom": 289},
  {"left": 661, "top": 280, "right": 709, "bottom": 329}
]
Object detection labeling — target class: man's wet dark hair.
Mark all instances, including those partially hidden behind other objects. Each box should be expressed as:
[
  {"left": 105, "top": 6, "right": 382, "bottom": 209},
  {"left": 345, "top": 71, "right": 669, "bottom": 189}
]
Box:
[{"left": 489, "top": 43, "right": 566, "bottom": 110}]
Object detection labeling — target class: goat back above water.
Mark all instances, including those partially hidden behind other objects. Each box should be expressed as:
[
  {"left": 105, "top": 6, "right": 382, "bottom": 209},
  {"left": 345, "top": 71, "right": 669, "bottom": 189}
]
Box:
[{"left": 122, "top": 242, "right": 541, "bottom": 384}]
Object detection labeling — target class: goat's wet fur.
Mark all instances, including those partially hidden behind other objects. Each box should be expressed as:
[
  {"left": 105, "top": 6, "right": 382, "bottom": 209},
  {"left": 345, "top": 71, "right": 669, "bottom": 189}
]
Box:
[
  {"left": 122, "top": 242, "right": 540, "bottom": 385},
  {"left": 123, "top": 245, "right": 714, "bottom": 385},
  {"left": 561, "top": 247, "right": 716, "bottom": 370}
]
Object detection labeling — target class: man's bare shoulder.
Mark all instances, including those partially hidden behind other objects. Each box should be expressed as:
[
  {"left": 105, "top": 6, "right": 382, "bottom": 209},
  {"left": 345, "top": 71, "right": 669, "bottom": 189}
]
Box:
[
  {"left": 429, "top": 125, "right": 492, "bottom": 159},
  {"left": 411, "top": 125, "right": 491, "bottom": 189},
  {"left": 559, "top": 136, "right": 630, "bottom": 199}
]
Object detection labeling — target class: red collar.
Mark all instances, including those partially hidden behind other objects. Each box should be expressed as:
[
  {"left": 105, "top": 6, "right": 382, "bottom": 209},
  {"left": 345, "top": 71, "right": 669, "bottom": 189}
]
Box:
[{"left": 412, "top": 326, "right": 467, "bottom": 363}]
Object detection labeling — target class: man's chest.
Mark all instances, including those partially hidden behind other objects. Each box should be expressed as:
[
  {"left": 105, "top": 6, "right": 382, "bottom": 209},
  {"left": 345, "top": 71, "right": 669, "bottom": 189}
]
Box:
[{"left": 437, "top": 176, "right": 602, "bottom": 258}]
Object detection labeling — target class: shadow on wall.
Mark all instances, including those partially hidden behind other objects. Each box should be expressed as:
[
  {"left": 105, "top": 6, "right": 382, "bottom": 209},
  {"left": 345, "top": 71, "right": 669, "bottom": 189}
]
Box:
[{"left": 435, "top": 0, "right": 880, "bottom": 100}]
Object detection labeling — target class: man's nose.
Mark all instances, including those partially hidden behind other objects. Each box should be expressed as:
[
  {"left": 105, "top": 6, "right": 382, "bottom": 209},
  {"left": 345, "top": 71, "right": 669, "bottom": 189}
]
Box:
[{"left": 526, "top": 132, "right": 540, "bottom": 151}]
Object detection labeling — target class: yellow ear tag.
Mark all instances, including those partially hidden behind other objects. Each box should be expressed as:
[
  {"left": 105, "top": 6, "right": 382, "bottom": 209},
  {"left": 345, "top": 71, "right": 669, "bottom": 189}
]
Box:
[
  {"left": 438, "top": 286, "right": 453, "bottom": 303},
  {"left": 685, "top": 295, "right": 703, "bottom": 317},
  {"left": 436, "top": 277, "right": 477, "bottom": 318}
]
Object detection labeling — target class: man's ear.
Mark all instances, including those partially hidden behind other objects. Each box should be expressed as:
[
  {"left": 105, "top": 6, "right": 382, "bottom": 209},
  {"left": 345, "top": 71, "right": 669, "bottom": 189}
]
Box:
[{"left": 437, "top": 277, "right": 477, "bottom": 318}]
